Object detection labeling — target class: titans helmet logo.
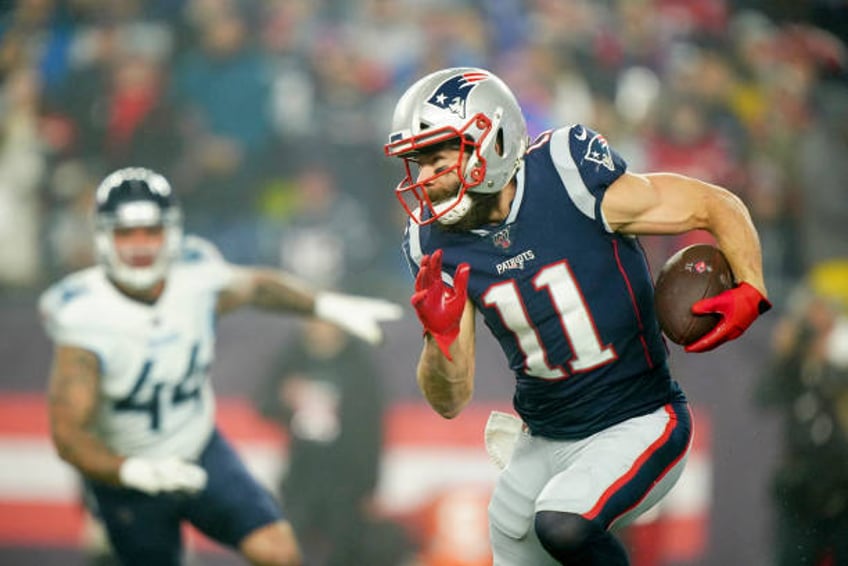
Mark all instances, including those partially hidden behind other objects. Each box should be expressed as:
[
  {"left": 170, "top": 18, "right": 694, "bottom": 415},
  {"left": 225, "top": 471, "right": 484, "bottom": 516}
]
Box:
[{"left": 427, "top": 71, "right": 489, "bottom": 119}]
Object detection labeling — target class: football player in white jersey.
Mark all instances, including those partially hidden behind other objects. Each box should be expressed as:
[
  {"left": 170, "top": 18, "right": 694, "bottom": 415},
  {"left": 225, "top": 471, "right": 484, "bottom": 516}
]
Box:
[{"left": 39, "top": 167, "right": 403, "bottom": 566}]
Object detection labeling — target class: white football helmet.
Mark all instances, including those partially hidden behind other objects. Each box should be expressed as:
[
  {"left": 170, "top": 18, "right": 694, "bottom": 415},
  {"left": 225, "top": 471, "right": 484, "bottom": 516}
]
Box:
[
  {"left": 94, "top": 167, "right": 183, "bottom": 290},
  {"left": 384, "top": 67, "right": 528, "bottom": 225}
]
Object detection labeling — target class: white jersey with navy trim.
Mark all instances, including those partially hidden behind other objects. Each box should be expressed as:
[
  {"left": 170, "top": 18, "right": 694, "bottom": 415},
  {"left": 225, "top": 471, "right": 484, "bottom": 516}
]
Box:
[
  {"left": 39, "top": 236, "right": 234, "bottom": 460},
  {"left": 403, "top": 124, "right": 684, "bottom": 439}
]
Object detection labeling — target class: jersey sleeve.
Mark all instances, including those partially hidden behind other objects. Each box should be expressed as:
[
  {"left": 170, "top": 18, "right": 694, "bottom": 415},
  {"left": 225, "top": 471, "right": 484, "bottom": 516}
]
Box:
[
  {"left": 547, "top": 125, "right": 628, "bottom": 231},
  {"left": 38, "top": 277, "right": 117, "bottom": 357},
  {"left": 178, "top": 235, "right": 237, "bottom": 292}
]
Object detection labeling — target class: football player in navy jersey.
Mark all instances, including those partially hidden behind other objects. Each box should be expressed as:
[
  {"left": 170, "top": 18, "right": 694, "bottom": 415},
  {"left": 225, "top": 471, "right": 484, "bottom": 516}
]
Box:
[
  {"left": 39, "top": 167, "right": 402, "bottom": 566},
  {"left": 384, "top": 67, "right": 771, "bottom": 565}
]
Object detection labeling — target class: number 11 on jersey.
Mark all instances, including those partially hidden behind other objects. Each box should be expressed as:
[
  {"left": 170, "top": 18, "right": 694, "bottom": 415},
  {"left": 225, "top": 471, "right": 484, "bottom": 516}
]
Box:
[{"left": 483, "top": 261, "right": 616, "bottom": 379}]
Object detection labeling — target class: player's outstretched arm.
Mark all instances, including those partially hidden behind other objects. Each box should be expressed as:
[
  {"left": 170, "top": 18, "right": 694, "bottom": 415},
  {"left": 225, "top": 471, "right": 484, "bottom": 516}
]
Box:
[
  {"left": 412, "top": 250, "right": 476, "bottom": 418},
  {"left": 47, "top": 345, "right": 207, "bottom": 495},
  {"left": 218, "top": 267, "right": 403, "bottom": 345},
  {"left": 603, "top": 171, "right": 771, "bottom": 351}
]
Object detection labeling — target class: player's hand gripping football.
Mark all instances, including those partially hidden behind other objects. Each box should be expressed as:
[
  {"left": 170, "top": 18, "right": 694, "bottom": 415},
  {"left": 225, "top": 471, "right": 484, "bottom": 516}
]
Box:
[
  {"left": 411, "top": 249, "right": 470, "bottom": 361},
  {"left": 685, "top": 282, "right": 772, "bottom": 353},
  {"left": 119, "top": 457, "right": 208, "bottom": 495},
  {"left": 315, "top": 292, "right": 403, "bottom": 345}
]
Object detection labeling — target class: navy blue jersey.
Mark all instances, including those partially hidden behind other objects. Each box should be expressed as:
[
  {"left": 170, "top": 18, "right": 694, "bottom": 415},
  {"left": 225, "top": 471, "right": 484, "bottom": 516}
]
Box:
[{"left": 403, "top": 125, "right": 685, "bottom": 439}]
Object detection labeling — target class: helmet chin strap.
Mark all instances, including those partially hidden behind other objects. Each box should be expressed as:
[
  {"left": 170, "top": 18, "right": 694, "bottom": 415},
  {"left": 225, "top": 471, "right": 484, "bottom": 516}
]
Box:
[{"left": 434, "top": 192, "right": 473, "bottom": 225}]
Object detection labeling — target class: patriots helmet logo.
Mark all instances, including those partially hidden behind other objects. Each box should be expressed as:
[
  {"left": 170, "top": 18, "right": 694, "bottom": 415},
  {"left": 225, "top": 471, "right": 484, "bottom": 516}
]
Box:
[{"left": 426, "top": 71, "right": 489, "bottom": 119}]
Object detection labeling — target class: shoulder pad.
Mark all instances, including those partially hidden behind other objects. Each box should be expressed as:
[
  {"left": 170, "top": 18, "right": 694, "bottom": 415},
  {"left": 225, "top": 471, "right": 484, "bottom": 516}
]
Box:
[{"left": 179, "top": 235, "right": 225, "bottom": 265}]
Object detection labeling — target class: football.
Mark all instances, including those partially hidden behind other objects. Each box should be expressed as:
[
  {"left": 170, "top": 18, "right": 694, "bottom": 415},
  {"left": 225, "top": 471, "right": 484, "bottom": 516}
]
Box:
[{"left": 654, "top": 244, "right": 735, "bottom": 346}]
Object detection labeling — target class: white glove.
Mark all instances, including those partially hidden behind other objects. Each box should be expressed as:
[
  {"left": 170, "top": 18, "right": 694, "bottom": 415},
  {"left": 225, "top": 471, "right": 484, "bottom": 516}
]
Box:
[
  {"left": 314, "top": 292, "right": 403, "bottom": 345},
  {"left": 119, "top": 457, "right": 208, "bottom": 495},
  {"left": 484, "top": 411, "right": 524, "bottom": 470}
]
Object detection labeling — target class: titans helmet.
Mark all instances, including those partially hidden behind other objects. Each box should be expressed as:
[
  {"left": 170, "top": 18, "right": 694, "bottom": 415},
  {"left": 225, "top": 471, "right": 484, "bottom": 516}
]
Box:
[
  {"left": 384, "top": 67, "right": 528, "bottom": 225},
  {"left": 94, "top": 167, "right": 183, "bottom": 290}
]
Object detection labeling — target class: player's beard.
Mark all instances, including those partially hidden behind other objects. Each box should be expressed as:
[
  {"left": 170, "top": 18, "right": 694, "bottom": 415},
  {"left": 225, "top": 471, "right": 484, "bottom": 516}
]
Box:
[{"left": 436, "top": 190, "right": 502, "bottom": 233}]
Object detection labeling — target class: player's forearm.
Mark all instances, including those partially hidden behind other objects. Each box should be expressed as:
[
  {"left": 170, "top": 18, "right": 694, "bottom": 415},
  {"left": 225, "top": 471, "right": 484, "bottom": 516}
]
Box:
[
  {"left": 50, "top": 423, "right": 124, "bottom": 485},
  {"left": 249, "top": 269, "right": 316, "bottom": 314},
  {"left": 704, "top": 187, "right": 767, "bottom": 297},
  {"left": 416, "top": 333, "right": 474, "bottom": 418}
]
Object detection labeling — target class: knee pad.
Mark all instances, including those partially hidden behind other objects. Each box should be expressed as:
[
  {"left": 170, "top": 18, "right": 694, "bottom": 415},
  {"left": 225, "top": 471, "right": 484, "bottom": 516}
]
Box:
[
  {"left": 534, "top": 511, "right": 628, "bottom": 565},
  {"left": 534, "top": 510, "right": 598, "bottom": 556}
]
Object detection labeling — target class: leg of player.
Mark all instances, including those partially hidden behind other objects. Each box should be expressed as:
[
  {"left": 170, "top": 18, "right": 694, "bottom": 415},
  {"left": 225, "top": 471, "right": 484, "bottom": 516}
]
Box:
[
  {"left": 535, "top": 405, "right": 690, "bottom": 565},
  {"left": 493, "top": 403, "right": 691, "bottom": 565},
  {"left": 185, "top": 431, "right": 303, "bottom": 566},
  {"left": 240, "top": 520, "right": 302, "bottom": 566},
  {"left": 86, "top": 482, "right": 184, "bottom": 566}
]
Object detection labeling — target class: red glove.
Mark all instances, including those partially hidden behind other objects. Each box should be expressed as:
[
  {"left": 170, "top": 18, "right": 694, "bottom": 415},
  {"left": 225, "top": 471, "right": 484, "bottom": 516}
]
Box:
[
  {"left": 411, "top": 249, "right": 470, "bottom": 360},
  {"left": 685, "top": 282, "right": 772, "bottom": 353}
]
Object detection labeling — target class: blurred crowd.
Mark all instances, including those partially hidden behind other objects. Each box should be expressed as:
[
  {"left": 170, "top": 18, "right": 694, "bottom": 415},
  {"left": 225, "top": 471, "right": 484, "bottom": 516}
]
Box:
[{"left": 0, "top": 0, "right": 846, "bottom": 304}]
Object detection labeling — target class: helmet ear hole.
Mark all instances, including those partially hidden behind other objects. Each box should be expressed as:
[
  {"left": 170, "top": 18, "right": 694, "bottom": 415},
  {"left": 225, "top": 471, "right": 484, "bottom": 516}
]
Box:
[{"left": 495, "top": 129, "right": 504, "bottom": 156}]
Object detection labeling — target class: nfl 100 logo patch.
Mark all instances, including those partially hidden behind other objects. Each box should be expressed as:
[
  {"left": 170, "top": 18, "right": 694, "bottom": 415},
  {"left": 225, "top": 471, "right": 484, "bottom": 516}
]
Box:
[{"left": 492, "top": 227, "right": 511, "bottom": 249}]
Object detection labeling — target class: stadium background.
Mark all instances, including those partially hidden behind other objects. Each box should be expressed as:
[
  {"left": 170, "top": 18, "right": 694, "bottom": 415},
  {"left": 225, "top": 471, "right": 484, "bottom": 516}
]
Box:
[{"left": 0, "top": 1, "right": 846, "bottom": 565}]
